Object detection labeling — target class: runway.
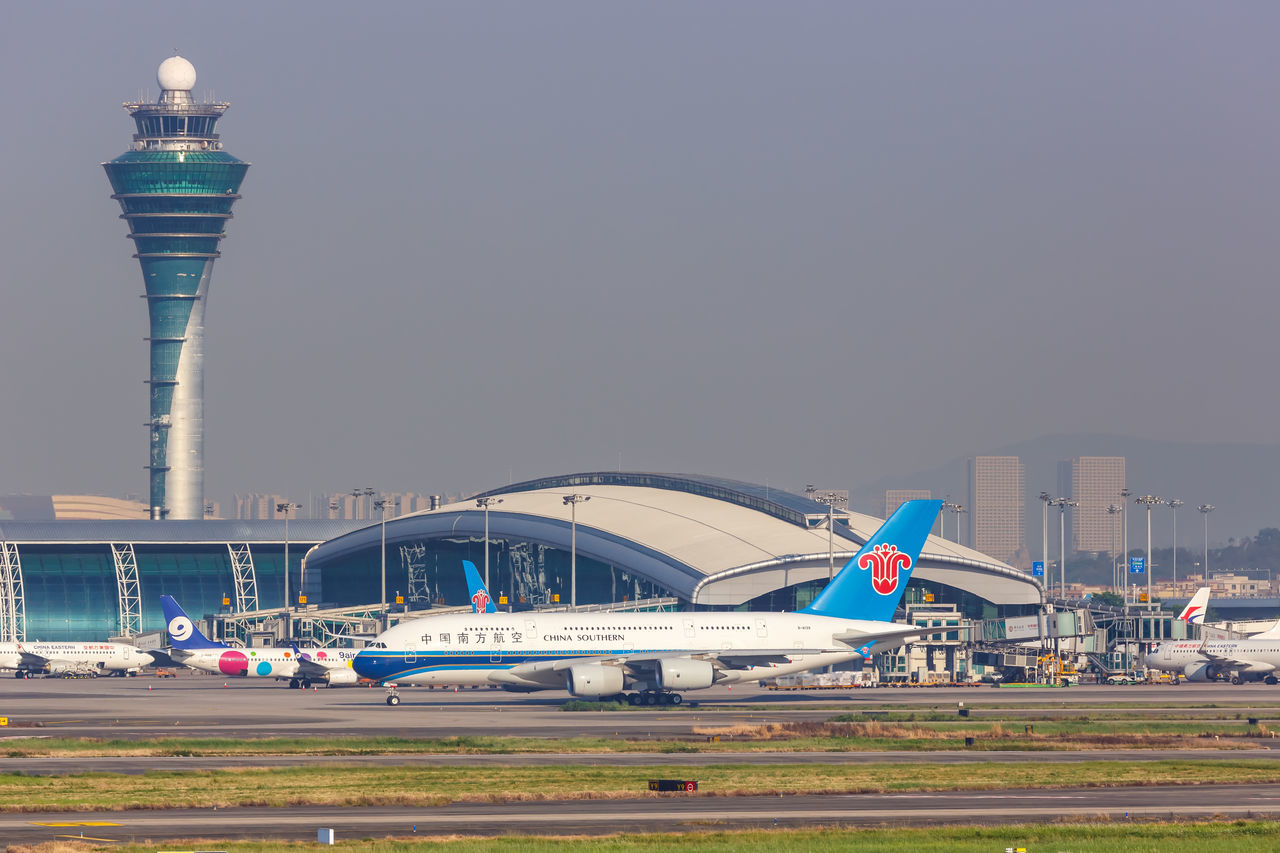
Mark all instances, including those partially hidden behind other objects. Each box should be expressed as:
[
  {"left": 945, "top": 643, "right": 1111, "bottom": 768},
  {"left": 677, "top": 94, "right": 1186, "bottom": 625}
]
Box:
[
  {"left": 7, "top": 784, "right": 1280, "bottom": 845},
  {"left": 3, "top": 675, "right": 1280, "bottom": 741}
]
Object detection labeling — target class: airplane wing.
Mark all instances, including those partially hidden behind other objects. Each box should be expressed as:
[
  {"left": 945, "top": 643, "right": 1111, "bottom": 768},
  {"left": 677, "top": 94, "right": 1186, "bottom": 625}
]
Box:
[
  {"left": 16, "top": 649, "right": 52, "bottom": 669},
  {"left": 1200, "top": 649, "right": 1276, "bottom": 674}
]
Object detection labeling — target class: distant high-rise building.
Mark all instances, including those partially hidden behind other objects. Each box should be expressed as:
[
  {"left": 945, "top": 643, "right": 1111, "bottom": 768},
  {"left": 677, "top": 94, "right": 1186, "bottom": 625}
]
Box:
[
  {"left": 967, "top": 457, "right": 1024, "bottom": 564},
  {"left": 235, "top": 494, "right": 292, "bottom": 520},
  {"left": 1058, "top": 457, "right": 1126, "bottom": 554},
  {"left": 103, "top": 56, "right": 249, "bottom": 520},
  {"left": 881, "top": 489, "right": 931, "bottom": 519}
]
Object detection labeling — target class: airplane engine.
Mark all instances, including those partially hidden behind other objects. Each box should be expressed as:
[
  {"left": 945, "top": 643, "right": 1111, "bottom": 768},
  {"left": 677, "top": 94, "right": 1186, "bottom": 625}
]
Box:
[
  {"left": 45, "top": 660, "right": 76, "bottom": 674},
  {"left": 566, "top": 663, "right": 624, "bottom": 698},
  {"left": 324, "top": 668, "right": 359, "bottom": 686},
  {"left": 1184, "top": 661, "right": 1218, "bottom": 682},
  {"left": 655, "top": 658, "right": 716, "bottom": 690}
]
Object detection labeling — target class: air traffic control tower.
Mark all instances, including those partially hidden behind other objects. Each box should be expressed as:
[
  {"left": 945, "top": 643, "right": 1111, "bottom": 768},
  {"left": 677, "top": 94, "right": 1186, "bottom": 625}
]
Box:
[{"left": 103, "top": 56, "right": 248, "bottom": 520}]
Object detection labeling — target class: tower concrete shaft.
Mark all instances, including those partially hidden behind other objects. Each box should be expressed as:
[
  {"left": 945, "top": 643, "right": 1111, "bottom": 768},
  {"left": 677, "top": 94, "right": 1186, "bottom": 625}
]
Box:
[{"left": 103, "top": 57, "right": 248, "bottom": 519}]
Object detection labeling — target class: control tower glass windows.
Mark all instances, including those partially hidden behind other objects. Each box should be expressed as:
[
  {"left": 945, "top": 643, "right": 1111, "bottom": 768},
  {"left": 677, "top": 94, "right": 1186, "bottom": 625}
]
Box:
[{"left": 134, "top": 115, "right": 219, "bottom": 138}]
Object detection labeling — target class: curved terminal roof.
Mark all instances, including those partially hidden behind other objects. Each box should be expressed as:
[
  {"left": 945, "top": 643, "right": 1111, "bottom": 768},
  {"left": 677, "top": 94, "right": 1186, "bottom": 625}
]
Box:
[{"left": 312, "top": 473, "right": 1042, "bottom": 607}]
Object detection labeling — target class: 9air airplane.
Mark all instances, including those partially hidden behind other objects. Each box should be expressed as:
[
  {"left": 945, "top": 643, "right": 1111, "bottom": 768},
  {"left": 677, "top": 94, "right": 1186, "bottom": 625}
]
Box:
[
  {"left": 354, "top": 499, "right": 941, "bottom": 706},
  {"left": 0, "top": 641, "right": 156, "bottom": 678},
  {"left": 161, "top": 595, "right": 360, "bottom": 688}
]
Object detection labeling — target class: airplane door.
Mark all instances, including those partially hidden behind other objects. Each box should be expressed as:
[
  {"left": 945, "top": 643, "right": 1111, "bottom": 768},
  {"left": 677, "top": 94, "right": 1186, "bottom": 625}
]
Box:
[
  {"left": 405, "top": 642, "right": 418, "bottom": 665},
  {"left": 755, "top": 617, "right": 768, "bottom": 638},
  {"left": 683, "top": 618, "right": 695, "bottom": 639}
]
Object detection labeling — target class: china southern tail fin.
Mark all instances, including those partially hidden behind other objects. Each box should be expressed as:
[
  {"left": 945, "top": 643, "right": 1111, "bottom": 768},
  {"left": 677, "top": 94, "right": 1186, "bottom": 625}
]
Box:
[
  {"left": 799, "top": 499, "right": 942, "bottom": 623},
  {"left": 1177, "top": 587, "right": 1211, "bottom": 625},
  {"left": 462, "top": 560, "right": 497, "bottom": 613},
  {"left": 161, "top": 595, "right": 227, "bottom": 650}
]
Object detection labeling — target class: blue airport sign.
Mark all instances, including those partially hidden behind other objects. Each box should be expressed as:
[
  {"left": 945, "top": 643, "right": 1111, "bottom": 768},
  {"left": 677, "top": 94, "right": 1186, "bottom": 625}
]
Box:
[
  {"left": 1031, "top": 561, "right": 1044, "bottom": 577},
  {"left": 1130, "top": 556, "right": 1146, "bottom": 574}
]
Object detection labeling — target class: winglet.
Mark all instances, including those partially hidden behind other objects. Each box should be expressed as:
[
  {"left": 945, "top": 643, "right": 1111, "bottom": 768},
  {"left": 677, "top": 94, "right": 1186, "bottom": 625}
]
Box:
[
  {"left": 799, "top": 499, "right": 943, "bottom": 623},
  {"left": 160, "top": 595, "right": 227, "bottom": 650},
  {"left": 462, "top": 559, "right": 497, "bottom": 613}
]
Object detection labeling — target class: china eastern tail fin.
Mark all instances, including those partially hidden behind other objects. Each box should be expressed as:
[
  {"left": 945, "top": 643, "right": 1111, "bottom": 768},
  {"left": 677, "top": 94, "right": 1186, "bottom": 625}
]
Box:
[
  {"left": 799, "top": 499, "right": 942, "bottom": 623},
  {"left": 1177, "top": 587, "right": 1211, "bottom": 625},
  {"left": 160, "top": 595, "right": 227, "bottom": 650},
  {"left": 462, "top": 560, "right": 497, "bottom": 613}
]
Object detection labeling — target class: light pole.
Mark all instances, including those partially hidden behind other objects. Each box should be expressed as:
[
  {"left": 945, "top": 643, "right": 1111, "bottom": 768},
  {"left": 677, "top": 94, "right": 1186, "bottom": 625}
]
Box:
[
  {"left": 950, "top": 503, "right": 966, "bottom": 545},
  {"left": 1166, "top": 499, "right": 1183, "bottom": 592},
  {"left": 1135, "top": 495, "right": 1162, "bottom": 608},
  {"left": 276, "top": 501, "right": 300, "bottom": 637},
  {"left": 1107, "top": 504, "right": 1122, "bottom": 590},
  {"left": 1120, "top": 487, "right": 1132, "bottom": 605},
  {"left": 941, "top": 499, "right": 959, "bottom": 542},
  {"left": 1039, "top": 492, "right": 1052, "bottom": 580},
  {"left": 563, "top": 494, "right": 590, "bottom": 607},
  {"left": 1051, "top": 498, "right": 1078, "bottom": 600},
  {"left": 1199, "top": 504, "right": 1215, "bottom": 577},
  {"left": 814, "top": 491, "right": 847, "bottom": 583},
  {"left": 374, "top": 498, "right": 390, "bottom": 626},
  {"left": 476, "top": 497, "right": 503, "bottom": 588},
  {"left": 352, "top": 487, "right": 374, "bottom": 520}
]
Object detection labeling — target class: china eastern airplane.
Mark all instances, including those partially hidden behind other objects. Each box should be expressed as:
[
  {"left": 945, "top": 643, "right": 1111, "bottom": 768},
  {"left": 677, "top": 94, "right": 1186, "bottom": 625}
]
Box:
[
  {"left": 161, "top": 595, "right": 360, "bottom": 688},
  {"left": 354, "top": 499, "right": 941, "bottom": 706},
  {"left": 0, "top": 641, "right": 156, "bottom": 678},
  {"left": 1147, "top": 588, "right": 1280, "bottom": 685}
]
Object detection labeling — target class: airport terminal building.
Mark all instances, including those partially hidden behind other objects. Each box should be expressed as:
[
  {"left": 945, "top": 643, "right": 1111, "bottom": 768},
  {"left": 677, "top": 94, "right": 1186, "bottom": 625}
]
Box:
[
  {"left": 306, "top": 473, "right": 1042, "bottom": 618},
  {"left": 0, "top": 474, "right": 1042, "bottom": 643}
]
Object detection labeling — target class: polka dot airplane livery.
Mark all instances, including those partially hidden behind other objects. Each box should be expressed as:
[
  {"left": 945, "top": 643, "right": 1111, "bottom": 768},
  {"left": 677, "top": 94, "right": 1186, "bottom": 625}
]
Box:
[{"left": 160, "top": 596, "right": 360, "bottom": 688}]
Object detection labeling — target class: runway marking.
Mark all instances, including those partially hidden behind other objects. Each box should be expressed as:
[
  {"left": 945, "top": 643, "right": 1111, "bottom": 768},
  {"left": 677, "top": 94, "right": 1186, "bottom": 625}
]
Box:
[
  {"left": 55, "top": 835, "right": 118, "bottom": 842},
  {"left": 35, "top": 821, "right": 123, "bottom": 826}
]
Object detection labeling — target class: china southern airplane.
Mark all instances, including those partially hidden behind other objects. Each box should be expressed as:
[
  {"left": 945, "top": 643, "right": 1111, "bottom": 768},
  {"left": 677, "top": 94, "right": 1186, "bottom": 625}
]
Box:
[
  {"left": 1147, "top": 588, "right": 1280, "bottom": 685},
  {"left": 0, "top": 641, "right": 156, "bottom": 678},
  {"left": 354, "top": 499, "right": 941, "bottom": 706},
  {"left": 161, "top": 595, "right": 360, "bottom": 688}
]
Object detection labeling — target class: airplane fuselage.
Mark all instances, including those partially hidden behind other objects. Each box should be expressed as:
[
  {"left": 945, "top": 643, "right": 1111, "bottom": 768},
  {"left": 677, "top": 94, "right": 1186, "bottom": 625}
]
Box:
[
  {"left": 0, "top": 641, "right": 154, "bottom": 677},
  {"left": 1148, "top": 639, "right": 1280, "bottom": 682},
  {"left": 175, "top": 645, "right": 356, "bottom": 679},
  {"left": 355, "top": 610, "right": 904, "bottom": 690}
]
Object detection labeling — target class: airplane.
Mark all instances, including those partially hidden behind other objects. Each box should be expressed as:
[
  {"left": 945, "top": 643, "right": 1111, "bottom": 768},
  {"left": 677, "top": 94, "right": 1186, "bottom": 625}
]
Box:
[
  {"left": 463, "top": 559, "right": 499, "bottom": 613},
  {"left": 0, "top": 640, "right": 156, "bottom": 679},
  {"left": 1145, "top": 588, "right": 1280, "bottom": 684},
  {"left": 160, "top": 595, "right": 360, "bottom": 688},
  {"left": 354, "top": 498, "right": 942, "bottom": 706}
]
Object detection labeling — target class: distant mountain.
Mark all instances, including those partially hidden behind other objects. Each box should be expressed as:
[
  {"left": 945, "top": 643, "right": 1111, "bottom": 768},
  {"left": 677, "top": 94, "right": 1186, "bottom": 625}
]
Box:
[{"left": 851, "top": 434, "right": 1280, "bottom": 553}]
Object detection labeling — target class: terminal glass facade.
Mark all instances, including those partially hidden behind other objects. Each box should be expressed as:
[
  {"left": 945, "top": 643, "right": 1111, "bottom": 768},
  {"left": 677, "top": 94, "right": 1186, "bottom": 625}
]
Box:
[{"left": 316, "top": 534, "right": 667, "bottom": 611}]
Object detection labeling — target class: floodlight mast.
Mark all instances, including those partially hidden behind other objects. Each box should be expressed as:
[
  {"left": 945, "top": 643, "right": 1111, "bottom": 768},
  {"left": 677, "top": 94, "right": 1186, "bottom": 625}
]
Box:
[{"left": 562, "top": 494, "right": 590, "bottom": 607}]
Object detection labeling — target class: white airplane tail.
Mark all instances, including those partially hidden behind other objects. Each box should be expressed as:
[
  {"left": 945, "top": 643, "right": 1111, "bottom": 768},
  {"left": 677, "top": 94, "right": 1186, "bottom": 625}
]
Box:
[
  {"left": 1252, "top": 619, "right": 1280, "bottom": 640},
  {"left": 1177, "top": 587, "right": 1211, "bottom": 625}
]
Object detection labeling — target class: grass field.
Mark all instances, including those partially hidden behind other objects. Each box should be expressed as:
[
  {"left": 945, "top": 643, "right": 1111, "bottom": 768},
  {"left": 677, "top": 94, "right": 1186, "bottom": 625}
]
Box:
[
  {"left": 3, "top": 716, "right": 1277, "bottom": 757},
  {"left": 4, "top": 759, "right": 1280, "bottom": 812},
  {"left": 11, "top": 820, "right": 1280, "bottom": 853}
]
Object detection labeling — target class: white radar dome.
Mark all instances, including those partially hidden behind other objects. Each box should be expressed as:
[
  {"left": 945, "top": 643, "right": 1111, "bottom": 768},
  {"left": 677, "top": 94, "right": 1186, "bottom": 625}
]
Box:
[{"left": 157, "top": 55, "right": 197, "bottom": 91}]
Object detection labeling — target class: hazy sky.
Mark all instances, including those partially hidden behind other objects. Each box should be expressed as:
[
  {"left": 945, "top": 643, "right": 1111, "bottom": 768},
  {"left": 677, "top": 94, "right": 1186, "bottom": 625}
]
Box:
[{"left": 1, "top": 3, "right": 1277, "bottom": 507}]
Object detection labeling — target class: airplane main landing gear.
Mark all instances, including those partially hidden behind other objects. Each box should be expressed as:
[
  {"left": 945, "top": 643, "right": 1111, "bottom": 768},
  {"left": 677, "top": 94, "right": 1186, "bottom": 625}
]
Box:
[
  {"left": 625, "top": 691, "right": 681, "bottom": 706},
  {"left": 1231, "top": 675, "right": 1243, "bottom": 685},
  {"left": 1266, "top": 676, "right": 1278, "bottom": 686}
]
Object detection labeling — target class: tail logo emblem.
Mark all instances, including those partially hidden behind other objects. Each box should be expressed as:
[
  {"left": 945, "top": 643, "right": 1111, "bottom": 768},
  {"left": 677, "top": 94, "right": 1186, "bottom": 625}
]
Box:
[
  {"left": 859, "top": 543, "right": 911, "bottom": 596},
  {"left": 168, "top": 615, "right": 194, "bottom": 642},
  {"left": 472, "top": 590, "right": 490, "bottom": 613}
]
